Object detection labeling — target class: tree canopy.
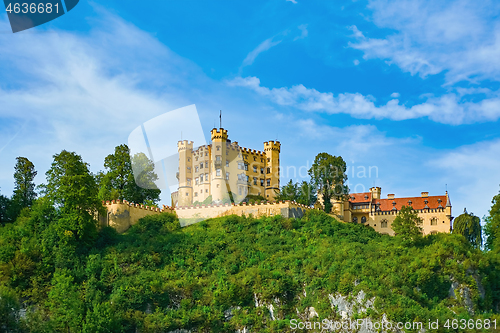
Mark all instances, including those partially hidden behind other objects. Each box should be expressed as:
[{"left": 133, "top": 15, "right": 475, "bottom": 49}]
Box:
[
  {"left": 391, "top": 205, "right": 423, "bottom": 243},
  {"left": 453, "top": 208, "right": 482, "bottom": 249},
  {"left": 485, "top": 188, "right": 500, "bottom": 252},
  {"left": 98, "top": 144, "right": 161, "bottom": 205},
  {"left": 12, "top": 157, "right": 37, "bottom": 209},
  {"left": 275, "top": 179, "right": 316, "bottom": 206},
  {"left": 308, "top": 153, "right": 348, "bottom": 213}
]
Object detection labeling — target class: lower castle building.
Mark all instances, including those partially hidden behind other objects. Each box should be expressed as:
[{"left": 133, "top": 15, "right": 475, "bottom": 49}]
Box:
[
  {"left": 329, "top": 187, "right": 452, "bottom": 235},
  {"left": 172, "top": 127, "right": 280, "bottom": 207}
]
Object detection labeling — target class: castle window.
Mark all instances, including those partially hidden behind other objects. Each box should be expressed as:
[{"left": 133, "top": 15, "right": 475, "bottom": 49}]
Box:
[
  {"left": 353, "top": 217, "right": 358, "bottom": 223},
  {"left": 239, "top": 187, "right": 242, "bottom": 195},
  {"left": 205, "top": 162, "right": 208, "bottom": 168},
  {"left": 253, "top": 177, "right": 257, "bottom": 185},
  {"left": 200, "top": 174, "right": 204, "bottom": 182},
  {"left": 267, "top": 179, "right": 270, "bottom": 186},
  {"left": 267, "top": 167, "right": 270, "bottom": 174},
  {"left": 195, "top": 157, "right": 198, "bottom": 161},
  {"left": 244, "top": 164, "right": 248, "bottom": 171},
  {"left": 254, "top": 157, "right": 256, "bottom": 161},
  {"left": 200, "top": 163, "right": 203, "bottom": 169},
  {"left": 186, "top": 192, "right": 189, "bottom": 196},
  {"left": 206, "top": 189, "right": 208, "bottom": 193},
  {"left": 188, "top": 158, "right": 191, "bottom": 162},
  {"left": 246, "top": 175, "right": 249, "bottom": 182},
  {"left": 187, "top": 178, "right": 191, "bottom": 185},
  {"left": 261, "top": 168, "right": 264, "bottom": 174},
  {"left": 217, "top": 146, "right": 220, "bottom": 151},
  {"left": 267, "top": 158, "right": 270, "bottom": 162},
  {"left": 187, "top": 167, "right": 191, "bottom": 173},
  {"left": 431, "top": 217, "right": 438, "bottom": 225},
  {"left": 253, "top": 166, "right": 257, "bottom": 173},
  {"left": 195, "top": 177, "right": 199, "bottom": 185},
  {"left": 216, "top": 168, "right": 221, "bottom": 176},
  {"left": 205, "top": 173, "right": 208, "bottom": 180},
  {"left": 195, "top": 166, "right": 199, "bottom": 173},
  {"left": 226, "top": 172, "right": 229, "bottom": 180},
  {"left": 216, "top": 155, "right": 221, "bottom": 162},
  {"left": 361, "top": 216, "right": 367, "bottom": 223},
  {"left": 260, "top": 179, "right": 264, "bottom": 186},
  {"left": 226, "top": 160, "right": 229, "bottom": 167},
  {"left": 244, "top": 155, "right": 247, "bottom": 159},
  {"left": 381, "top": 219, "right": 388, "bottom": 228},
  {"left": 261, "top": 158, "right": 264, "bottom": 163},
  {"left": 205, "top": 152, "right": 208, "bottom": 156},
  {"left": 194, "top": 192, "right": 198, "bottom": 197}
]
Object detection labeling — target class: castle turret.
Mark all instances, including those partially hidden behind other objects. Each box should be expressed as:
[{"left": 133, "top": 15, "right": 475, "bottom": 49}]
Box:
[
  {"left": 210, "top": 128, "right": 228, "bottom": 202},
  {"left": 178, "top": 140, "right": 193, "bottom": 206},
  {"left": 370, "top": 187, "right": 381, "bottom": 200},
  {"left": 264, "top": 141, "right": 280, "bottom": 200}
]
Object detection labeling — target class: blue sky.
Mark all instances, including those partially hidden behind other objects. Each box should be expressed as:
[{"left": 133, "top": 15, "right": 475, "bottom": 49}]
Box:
[{"left": 1, "top": 0, "right": 500, "bottom": 220}]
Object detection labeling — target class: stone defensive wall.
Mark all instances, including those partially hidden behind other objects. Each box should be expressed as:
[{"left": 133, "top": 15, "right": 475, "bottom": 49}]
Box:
[
  {"left": 175, "top": 200, "right": 312, "bottom": 227},
  {"left": 100, "top": 200, "right": 175, "bottom": 233},
  {"left": 101, "top": 200, "right": 312, "bottom": 232}
]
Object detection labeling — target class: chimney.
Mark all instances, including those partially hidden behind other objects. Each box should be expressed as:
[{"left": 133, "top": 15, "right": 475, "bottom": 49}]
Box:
[
  {"left": 387, "top": 194, "right": 395, "bottom": 200},
  {"left": 421, "top": 192, "right": 429, "bottom": 198}
]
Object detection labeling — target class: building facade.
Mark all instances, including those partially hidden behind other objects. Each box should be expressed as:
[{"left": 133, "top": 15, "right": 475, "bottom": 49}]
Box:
[
  {"left": 329, "top": 187, "right": 452, "bottom": 235},
  {"left": 173, "top": 128, "right": 281, "bottom": 206}
]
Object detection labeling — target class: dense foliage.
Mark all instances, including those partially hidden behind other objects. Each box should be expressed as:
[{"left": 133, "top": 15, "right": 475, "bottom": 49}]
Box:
[
  {"left": 274, "top": 180, "right": 316, "bottom": 206},
  {"left": 98, "top": 144, "right": 161, "bottom": 205},
  {"left": 485, "top": 188, "right": 500, "bottom": 253},
  {"left": 391, "top": 206, "right": 424, "bottom": 244},
  {"left": 453, "top": 209, "right": 483, "bottom": 249},
  {"left": 1, "top": 207, "right": 499, "bottom": 332},
  {"left": 308, "top": 153, "right": 348, "bottom": 213}
]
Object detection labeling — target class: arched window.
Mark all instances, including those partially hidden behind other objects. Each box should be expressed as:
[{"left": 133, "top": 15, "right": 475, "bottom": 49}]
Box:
[
  {"left": 361, "top": 216, "right": 367, "bottom": 223},
  {"left": 352, "top": 216, "right": 358, "bottom": 223},
  {"left": 381, "top": 219, "right": 388, "bottom": 228},
  {"left": 431, "top": 217, "right": 438, "bottom": 225}
]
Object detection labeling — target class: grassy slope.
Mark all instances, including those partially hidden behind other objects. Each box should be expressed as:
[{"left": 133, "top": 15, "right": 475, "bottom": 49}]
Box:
[{"left": 1, "top": 210, "right": 500, "bottom": 332}]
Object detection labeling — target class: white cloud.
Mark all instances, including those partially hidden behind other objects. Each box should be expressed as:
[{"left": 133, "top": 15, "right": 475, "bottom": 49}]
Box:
[
  {"left": 294, "top": 24, "right": 308, "bottom": 41},
  {"left": 349, "top": 0, "right": 500, "bottom": 84},
  {"left": 227, "top": 76, "right": 500, "bottom": 124},
  {"left": 242, "top": 37, "right": 282, "bottom": 68},
  {"left": 0, "top": 12, "right": 209, "bottom": 201},
  {"left": 286, "top": 0, "right": 298, "bottom": 4},
  {"left": 390, "top": 92, "right": 400, "bottom": 98},
  {"left": 430, "top": 138, "right": 500, "bottom": 219}
]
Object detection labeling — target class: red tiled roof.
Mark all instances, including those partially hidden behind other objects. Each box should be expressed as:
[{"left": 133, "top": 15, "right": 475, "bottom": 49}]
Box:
[
  {"left": 374, "top": 196, "right": 447, "bottom": 211},
  {"left": 349, "top": 192, "right": 372, "bottom": 203}
]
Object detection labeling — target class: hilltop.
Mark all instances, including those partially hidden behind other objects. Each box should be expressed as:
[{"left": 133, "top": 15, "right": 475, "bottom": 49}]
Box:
[{"left": 1, "top": 208, "right": 499, "bottom": 332}]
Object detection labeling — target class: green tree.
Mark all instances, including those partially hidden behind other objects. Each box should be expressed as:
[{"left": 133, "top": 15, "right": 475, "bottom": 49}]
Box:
[
  {"left": 47, "top": 269, "right": 84, "bottom": 332},
  {"left": 43, "top": 150, "right": 102, "bottom": 244},
  {"left": 391, "top": 205, "right": 423, "bottom": 243},
  {"left": 485, "top": 188, "right": 500, "bottom": 252},
  {"left": 275, "top": 180, "right": 316, "bottom": 206},
  {"left": 12, "top": 156, "right": 37, "bottom": 208},
  {"left": 453, "top": 208, "right": 482, "bottom": 249},
  {"left": 308, "top": 153, "right": 348, "bottom": 213},
  {"left": 99, "top": 145, "right": 160, "bottom": 205},
  {"left": 0, "top": 191, "right": 11, "bottom": 224}
]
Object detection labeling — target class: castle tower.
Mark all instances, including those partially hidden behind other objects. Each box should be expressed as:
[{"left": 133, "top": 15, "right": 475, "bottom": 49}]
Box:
[
  {"left": 178, "top": 140, "right": 193, "bottom": 206},
  {"left": 370, "top": 187, "right": 381, "bottom": 200},
  {"left": 210, "top": 128, "right": 228, "bottom": 202},
  {"left": 264, "top": 141, "right": 281, "bottom": 200}
]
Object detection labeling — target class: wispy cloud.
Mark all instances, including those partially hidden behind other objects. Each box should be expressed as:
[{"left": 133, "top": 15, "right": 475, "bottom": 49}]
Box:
[
  {"left": 349, "top": 0, "right": 500, "bottom": 84},
  {"left": 242, "top": 37, "right": 283, "bottom": 68},
  {"left": 294, "top": 24, "right": 308, "bottom": 41},
  {"left": 286, "top": 0, "right": 298, "bottom": 4},
  {"left": 227, "top": 76, "right": 500, "bottom": 124}
]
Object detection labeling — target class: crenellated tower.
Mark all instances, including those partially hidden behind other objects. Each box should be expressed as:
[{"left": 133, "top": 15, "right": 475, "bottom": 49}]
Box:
[
  {"left": 178, "top": 140, "right": 193, "bottom": 206},
  {"left": 264, "top": 140, "right": 280, "bottom": 200},
  {"left": 210, "top": 128, "right": 228, "bottom": 202}
]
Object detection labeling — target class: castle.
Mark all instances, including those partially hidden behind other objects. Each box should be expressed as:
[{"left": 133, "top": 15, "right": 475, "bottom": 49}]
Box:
[
  {"left": 100, "top": 127, "right": 452, "bottom": 236},
  {"left": 328, "top": 187, "right": 452, "bottom": 235},
  {"left": 171, "top": 128, "right": 281, "bottom": 207}
]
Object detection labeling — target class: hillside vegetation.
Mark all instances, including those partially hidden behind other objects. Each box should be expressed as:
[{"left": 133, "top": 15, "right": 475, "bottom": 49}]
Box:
[{"left": 1, "top": 207, "right": 499, "bottom": 332}]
